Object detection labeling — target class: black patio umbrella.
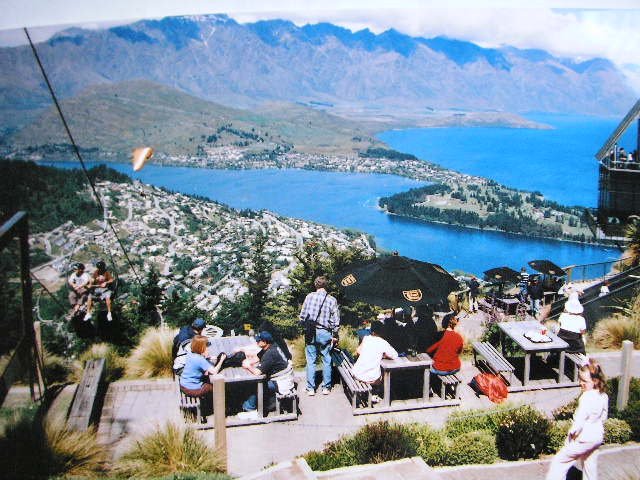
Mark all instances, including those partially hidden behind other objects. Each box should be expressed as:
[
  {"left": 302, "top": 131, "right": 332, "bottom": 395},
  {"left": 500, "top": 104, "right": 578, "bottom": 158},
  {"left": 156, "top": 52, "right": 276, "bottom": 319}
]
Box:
[
  {"left": 528, "top": 260, "right": 566, "bottom": 276},
  {"left": 483, "top": 267, "right": 521, "bottom": 284},
  {"left": 336, "top": 253, "right": 459, "bottom": 308}
]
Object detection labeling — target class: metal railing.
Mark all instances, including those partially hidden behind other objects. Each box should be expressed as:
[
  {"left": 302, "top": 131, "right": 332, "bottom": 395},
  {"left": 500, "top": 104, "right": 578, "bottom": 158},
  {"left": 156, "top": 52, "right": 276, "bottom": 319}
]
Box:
[{"left": 564, "top": 257, "right": 631, "bottom": 284}]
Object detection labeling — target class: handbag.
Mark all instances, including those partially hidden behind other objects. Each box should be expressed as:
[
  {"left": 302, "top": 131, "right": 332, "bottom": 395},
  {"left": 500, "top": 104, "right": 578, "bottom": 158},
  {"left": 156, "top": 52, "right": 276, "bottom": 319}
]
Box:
[{"left": 304, "top": 293, "right": 328, "bottom": 345}]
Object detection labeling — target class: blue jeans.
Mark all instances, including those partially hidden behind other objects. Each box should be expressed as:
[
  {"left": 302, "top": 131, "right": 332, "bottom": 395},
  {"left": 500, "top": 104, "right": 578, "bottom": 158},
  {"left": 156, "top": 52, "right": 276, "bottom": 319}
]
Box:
[
  {"left": 242, "top": 380, "right": 276, "bottom": 412},
  {"left": 530, "top": 298, "right": 541, "bottom": 316},
  {"left": 305, "top": 328, "right": 333, "bottom": 390},
  {"left": 431, "top": 367, "right": 459, "bottom": 375}
]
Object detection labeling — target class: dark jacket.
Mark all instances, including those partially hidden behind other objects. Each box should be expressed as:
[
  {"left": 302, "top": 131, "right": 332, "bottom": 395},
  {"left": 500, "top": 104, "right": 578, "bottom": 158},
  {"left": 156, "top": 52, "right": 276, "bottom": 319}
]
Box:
[{"left": 172, "top": 325, "right": 196, "bottom": 358}]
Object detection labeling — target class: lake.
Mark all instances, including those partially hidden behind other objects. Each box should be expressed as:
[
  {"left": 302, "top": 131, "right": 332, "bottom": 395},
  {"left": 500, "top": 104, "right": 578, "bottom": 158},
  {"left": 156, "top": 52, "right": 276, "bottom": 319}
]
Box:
[
  {"left": 379, "top": 113, "right": 636, "bottom": 207},
  {"left": 47, "top": 161, "right": 617, "bottom": 276}
]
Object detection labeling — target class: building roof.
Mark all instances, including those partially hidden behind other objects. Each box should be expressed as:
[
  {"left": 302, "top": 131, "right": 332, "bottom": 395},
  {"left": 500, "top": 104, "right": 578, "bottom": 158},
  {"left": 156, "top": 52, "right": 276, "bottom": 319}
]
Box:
[{"left": 596, "top": 98, "right": 640, "bottom": 161}]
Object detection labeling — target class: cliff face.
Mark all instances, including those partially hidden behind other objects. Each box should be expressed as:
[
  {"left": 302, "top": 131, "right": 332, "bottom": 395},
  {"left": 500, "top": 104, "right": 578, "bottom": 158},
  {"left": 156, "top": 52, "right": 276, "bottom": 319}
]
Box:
[{"left": 0, "top": 14, "right": 636, "bottom": 134}]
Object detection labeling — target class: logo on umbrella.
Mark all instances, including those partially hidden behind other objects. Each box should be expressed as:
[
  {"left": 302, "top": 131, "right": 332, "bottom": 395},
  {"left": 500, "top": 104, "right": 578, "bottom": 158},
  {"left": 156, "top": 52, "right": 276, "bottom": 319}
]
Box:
[
  {"left": 341, "top": 274, "right": 357, "bottom": 287},
  {"left": 402, "top": 289, "right": 423, "bottom": 302}
]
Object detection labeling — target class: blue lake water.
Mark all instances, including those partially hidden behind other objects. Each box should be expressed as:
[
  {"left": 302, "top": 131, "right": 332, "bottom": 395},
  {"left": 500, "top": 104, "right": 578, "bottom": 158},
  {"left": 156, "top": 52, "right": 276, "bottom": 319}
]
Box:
[
  {"left": 47, "top": 161, "right": 617, "bottom": 276},
  {"left": 379, "top": 113, "right": 636, "bottom": 207}
]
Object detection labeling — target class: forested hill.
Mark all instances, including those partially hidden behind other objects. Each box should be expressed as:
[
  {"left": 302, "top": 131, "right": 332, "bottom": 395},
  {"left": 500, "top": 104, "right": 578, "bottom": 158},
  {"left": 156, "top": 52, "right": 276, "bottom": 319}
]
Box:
[
  {"left": 379, "top": 182, "right": 594, "bottom": 243},
  {"left": 0, "top": 160, "right": 130, "bottom": 233}
]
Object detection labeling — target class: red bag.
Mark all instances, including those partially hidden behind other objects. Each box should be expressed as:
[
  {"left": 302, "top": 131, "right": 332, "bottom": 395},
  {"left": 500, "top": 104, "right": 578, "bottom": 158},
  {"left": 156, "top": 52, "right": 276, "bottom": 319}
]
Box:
[{"left": 472, "top": 373, "right": 508, "bottom": 403}]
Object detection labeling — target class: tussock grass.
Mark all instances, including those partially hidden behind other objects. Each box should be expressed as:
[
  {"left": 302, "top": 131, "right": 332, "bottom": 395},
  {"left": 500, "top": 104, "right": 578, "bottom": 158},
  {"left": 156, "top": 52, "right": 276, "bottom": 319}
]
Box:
[
  {"left": 42, "top": 348, "right": 73, "bottom": 384},
  {"left": 125, "top": 326, "right": 174, "bottom": 378},
  {"left": 71, "top": 342, "right": 126, "bottom": 383},
  {"left": 115, "top": 422, "right": 226, "bottom": 477},
  {"left": 592, "top": 312, "right": 640, "bottom": 349},
  {"left": 0, "top": 410, "right": 104, "bottom": 478}
]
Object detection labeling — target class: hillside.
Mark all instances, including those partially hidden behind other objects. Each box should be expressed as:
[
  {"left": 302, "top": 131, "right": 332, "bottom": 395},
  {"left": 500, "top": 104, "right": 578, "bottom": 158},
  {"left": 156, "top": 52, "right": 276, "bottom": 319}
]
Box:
[
  {"left": 0, "top": 14, "right": 635, "bottom": 137},
  {"left": 4, "top": 80, "right": 382, "bottom": 157}
]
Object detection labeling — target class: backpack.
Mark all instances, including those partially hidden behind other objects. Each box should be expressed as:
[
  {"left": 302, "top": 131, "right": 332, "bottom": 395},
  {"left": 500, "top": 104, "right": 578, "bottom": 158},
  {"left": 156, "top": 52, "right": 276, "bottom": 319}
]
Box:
[
  {"left": 471, "top": 373, "right": 508, "bottom": 403},
  {"left": 173, "top": 339, "right": 192, "bottom": 376}
]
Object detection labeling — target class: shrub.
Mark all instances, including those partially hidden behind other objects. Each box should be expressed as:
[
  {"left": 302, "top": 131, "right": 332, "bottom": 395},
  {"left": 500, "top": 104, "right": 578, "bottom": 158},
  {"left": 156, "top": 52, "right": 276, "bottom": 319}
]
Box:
[
  {"left": 71, "top": 342, "right": 126, "bottom": 383},
  {"left": 546, "top": 420, "right": 571, "bottom": 453},
  {"left": 115, "top": 422, "right": 226, "bottom": 477},
  {"left": 304, "top": 438, "right": 359, "bottom": 471},
  {"left": 350, "top": 421, "right": 418, "bottom": 464},
  {"left": 42, "top": 349, "right": 72, "bottom": 384},
  {"left": 444, "top": 404, "right": 512, "bottom": 437},
  {"left": 290, "top": 335, "right": 306, "bottom": 369},
  {"left": 405, "top": 423, "right": 449, "bottom": 466},
  {"left": 443, "top": 430, "right": 498, "bottom": 466},
  {"left": 125, "top": 326, "right": 174, "bottom": 378},
  {"left": 592, "top": 316, "right": 640, "bottom": 349},
  {"left": 618, "top": 400, "right": 640, "bottom": 441},
  {"left": 496, "top": 405, "right": 550, "bottom": 460},
  {"left": 552, "top": 398, "right": 579, "bottom": 421},
  {"left": 605, "top": 418, "right": 632, "bottom": 444},
  {"left": 0, "top": 411, "right": 104, "bottom": 478},
  {"left": 608, "top": 377, "right": 640, "bottom": 416}
]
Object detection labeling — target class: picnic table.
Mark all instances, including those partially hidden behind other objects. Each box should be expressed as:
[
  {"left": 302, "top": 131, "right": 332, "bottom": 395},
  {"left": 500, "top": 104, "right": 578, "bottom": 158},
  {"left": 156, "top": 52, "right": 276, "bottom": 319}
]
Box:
[
  {"left": 497, "top": 297, "right": 520, "bottom": 315},
  {"left": 497, "top": 320, "right": 577, "bottom": 391}
]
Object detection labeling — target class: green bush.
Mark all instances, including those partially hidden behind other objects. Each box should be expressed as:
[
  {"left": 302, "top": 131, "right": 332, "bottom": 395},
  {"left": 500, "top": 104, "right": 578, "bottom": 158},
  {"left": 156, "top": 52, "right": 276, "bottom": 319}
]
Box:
[
  {"left": 552, "top": 398, "right": 578, "bottom": 421},
  {"left": 618, "top": 400, "right": 640, "bottom": 441},
  {"left": 304, "top": 421, "right": 418, "bottom": 471},
  {"left": 608, "top": 377, "right": 640, "bottom": 417},
  {"left": 496, "top": 405, "right": 550, "bottom": 460},
  {"left": 443, "top": 430, "right": 498, "bottom": 466},
  {"left": 444, "top": 404, "right": 512, "bottom": 437},
  {"left": 42, "top": 350, "right": 72, "bottom": 384},
  {"left": 546, "top": 420, "right": 571, "bottom": 453},
  {"left": 605, "top": 418, "right": 632, "bottom": 444},
  {"left": 405, "top": 424, "right": 449, "bottom": 466}
]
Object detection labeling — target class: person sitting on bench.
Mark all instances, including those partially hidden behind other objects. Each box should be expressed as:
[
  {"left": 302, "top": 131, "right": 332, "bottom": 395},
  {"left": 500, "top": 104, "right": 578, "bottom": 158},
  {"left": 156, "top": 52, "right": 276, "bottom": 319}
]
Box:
[
  {"left": 556, "top": 293, "right": 587, "bottom": 355},
  {"left": 352, "top": 321, "right": 398, "bottom": 403},
  {"left": 179, "top": 335, "right": 225, "bottom": 399},
  {"left": 427, "top": 314, "right": 463, "bottom": 375}
]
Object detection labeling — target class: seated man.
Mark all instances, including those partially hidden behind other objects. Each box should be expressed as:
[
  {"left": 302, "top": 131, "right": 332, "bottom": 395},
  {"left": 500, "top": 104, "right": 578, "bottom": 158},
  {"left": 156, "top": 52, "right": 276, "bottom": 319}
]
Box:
[
  {"left": 352, "top": 321, "right": 398, "bottom": 403},
  {"left": 173, "top": 317, "right": 206, "bottom": 359},
  {"left": 68, "top": 263, "right": 90, "bottom": 315},
  {"left": 427, "top": 314, "right": 463, "bottom": 375},
  {"left": 239, "top": 331, "right": 293, "bottom": 419},
  {"left": 84, "top": 260, "right": 115, "bottom": 321}
]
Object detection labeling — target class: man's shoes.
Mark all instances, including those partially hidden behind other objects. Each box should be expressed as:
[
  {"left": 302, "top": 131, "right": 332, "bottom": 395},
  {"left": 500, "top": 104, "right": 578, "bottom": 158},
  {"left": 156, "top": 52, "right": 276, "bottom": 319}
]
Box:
[
  {"left": 83, "top": 312, "right": 91, "bottom": 322},
  {"left": 106, "top": 312, "right": 112, "bottom": 321},
  {"left": 237, "top": 410, "right": 259, "bottom": 420},
  {"left": 306, "top": 389, "right": 315, "bottom": 396},
  {"left": 321, "top": 388, "right": 331, "bottom": 395},
  {"left": 371, "top": 394, "right": 382, "bottom": 404}
]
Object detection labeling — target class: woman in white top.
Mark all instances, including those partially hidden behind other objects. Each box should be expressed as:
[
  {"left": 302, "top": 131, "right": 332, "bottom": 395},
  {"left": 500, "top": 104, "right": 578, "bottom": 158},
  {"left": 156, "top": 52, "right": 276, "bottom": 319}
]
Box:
[
  {"left": 546, "top": 359, "right": 608, "bottom": 480},
  {"left": 352, "top": 321, "right": 398, "bottom": 402},
  {"left": 556, "top": 292, "right": 587, "bottom": 354}
]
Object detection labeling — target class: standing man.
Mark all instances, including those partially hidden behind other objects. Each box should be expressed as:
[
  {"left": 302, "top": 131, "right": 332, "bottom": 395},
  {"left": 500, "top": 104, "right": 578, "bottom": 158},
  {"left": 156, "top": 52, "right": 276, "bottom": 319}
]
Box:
[
  {"left": 518, "top": 267, "right": 530, "bottom": 303},
  {"left": 299, "top": 275, "right": 340, "bottom": 395},
  {"left": 468, "top": 276, "right": 480, "bottom": 313},
  {"left": 528, "top": 276, "right": 544, "bottom": 317}
]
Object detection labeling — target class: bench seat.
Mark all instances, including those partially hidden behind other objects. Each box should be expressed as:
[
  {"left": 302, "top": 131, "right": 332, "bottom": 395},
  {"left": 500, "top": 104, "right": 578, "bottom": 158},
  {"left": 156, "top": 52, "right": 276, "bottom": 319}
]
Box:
[
  {"left": 564, "top": 352, "right": 588, "bottom": 382},
  {"left": 472, "top": 341, "right": 515, "bottom": 383},
  {"left": 432, "top": 373, "right": 461, "bottom": 400},
  {"left": 331, "top": 349, "right": 372, "bottom": 412}
]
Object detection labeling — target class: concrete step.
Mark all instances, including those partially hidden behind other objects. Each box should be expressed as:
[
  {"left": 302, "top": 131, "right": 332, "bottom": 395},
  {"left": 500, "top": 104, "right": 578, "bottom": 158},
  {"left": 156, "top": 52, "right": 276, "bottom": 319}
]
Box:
[
  {"left": 240, "top": 458, "right": 317, "bottom": 479},
  {"left": 315, "top": 457, "right": 441, "bottom": 480}
]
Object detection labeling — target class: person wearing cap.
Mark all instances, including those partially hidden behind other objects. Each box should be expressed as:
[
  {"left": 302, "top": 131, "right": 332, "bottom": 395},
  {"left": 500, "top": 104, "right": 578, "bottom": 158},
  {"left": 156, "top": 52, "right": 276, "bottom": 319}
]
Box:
[
  {"left": 84, "top": 260, "right": 115, "bottom": 322},
  {"left": 556, "top": 292, "right": 587, "bottom": 354},
  {"left": 468, "top": 276, "right": 480, "bottom": 313},
  {"left": 427, "top": 314, "right": 464, "bottom": 375},
  {"left": 68, "top": 263, "right": 90, "bottom": 315},
  {"left": 172, "top": 317, "right": 206, "bottom": 359},
  {"left": 239, "top": 331, "right": 292, "bottom": 419},
  {"left": 299, "top": 275, "right": 340, "bottom": 396}
]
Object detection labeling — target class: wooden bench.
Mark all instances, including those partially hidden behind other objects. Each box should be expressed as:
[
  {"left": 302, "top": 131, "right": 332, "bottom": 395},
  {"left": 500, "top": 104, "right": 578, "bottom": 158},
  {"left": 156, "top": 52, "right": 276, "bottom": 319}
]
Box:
[
  {"left": 331, "top": 349, "right": 372, "bottom": 412},
  {"left": 431, "top": 373, "right": 461, "bottom": 400},
  {"left": 472, "top": 341, "right": 515, "bottom": 383},
  {"left": 564, "top": 352, "right": 588, "bottom": 382},
  {"left": 176, "top": 378, "right": 203, "bottom": 424},
  {"left": 67, "top": 358, "right": 106, "bottom": 431}
]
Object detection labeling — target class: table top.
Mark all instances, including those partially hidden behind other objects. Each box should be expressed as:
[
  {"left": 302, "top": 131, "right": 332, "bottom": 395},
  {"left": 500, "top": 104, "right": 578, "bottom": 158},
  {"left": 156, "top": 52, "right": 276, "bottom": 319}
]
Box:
[
  {"left": 207, "top": 335, "right": 265, "bottom": 383},
  {"left": 381, "top": 353, "right": 432, "bottom": 370},
  {"left": 498, "top": 320, "right": 569, "bottom": 352},
  {"left": 498, "top": 297, "right": 520, "bottom": 305}
]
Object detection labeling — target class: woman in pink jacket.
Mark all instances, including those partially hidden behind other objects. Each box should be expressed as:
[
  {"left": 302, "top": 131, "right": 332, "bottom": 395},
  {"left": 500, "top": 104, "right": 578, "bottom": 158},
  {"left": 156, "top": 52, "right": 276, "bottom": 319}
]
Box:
[{"left": 546, "top": 358, "right": 608, "bottom": 480}]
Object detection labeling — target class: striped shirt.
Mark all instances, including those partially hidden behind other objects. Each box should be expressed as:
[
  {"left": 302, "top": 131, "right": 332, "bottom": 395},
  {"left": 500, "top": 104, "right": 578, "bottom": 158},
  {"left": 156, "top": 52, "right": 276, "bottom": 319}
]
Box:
[
  {"left": 299, "top": 288, "right": 340, "bottom": 333},
  {"left": 519, "top": 272, "right": 529, "bottom": 288}
]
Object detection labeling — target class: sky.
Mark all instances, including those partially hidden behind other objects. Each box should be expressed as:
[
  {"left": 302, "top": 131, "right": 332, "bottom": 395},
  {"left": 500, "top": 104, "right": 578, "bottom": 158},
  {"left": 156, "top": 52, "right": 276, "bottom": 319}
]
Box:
[{"left": 1, "top": 0, "right": 640, "bottom": 88}]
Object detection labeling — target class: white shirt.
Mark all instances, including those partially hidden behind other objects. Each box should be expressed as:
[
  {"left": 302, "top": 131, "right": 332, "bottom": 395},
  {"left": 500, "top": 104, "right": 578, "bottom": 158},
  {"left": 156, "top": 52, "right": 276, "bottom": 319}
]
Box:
[
  {"left": 571, "top": 389, "right": 608, "bottom": 443},
  {"left": 599, "top": 285, "right": 610, "bottom": 297},
  {"left": 558, "top": 312, "right": 586, "bottom": 334},
  {"left": 68, "top": 272, "right": 90, "bottom": 289},
  {"left": 352, "top": 335, "right": 398, "bottom": 383}
]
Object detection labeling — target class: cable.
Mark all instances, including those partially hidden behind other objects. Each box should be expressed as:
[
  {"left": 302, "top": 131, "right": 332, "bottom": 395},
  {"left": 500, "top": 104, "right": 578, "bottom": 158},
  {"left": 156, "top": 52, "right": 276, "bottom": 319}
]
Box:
[{"left": 24, "top": 27, "right": 143, "bottom": 287}]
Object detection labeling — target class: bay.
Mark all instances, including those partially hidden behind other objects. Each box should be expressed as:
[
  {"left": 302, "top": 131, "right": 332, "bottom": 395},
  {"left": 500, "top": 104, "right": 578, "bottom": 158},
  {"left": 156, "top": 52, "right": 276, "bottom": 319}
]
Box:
[
  {"left": 46, "top": 162, "right": 616, "bottom": 276},
  {"left": 378, "top": 113, "right": 636, "bottom": 207}
]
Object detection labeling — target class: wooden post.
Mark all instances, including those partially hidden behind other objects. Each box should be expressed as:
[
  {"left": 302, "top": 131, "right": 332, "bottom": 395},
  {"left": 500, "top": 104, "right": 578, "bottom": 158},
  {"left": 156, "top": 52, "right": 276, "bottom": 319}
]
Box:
[
  {"left": 617, "top": 340, "right": 633, "bottom": 411},
  {"left": 32, "top": 321, "right": 45, "bottom": 398},
  {"left": 212, "top": 374, "right": 227, "bottom": 472}
]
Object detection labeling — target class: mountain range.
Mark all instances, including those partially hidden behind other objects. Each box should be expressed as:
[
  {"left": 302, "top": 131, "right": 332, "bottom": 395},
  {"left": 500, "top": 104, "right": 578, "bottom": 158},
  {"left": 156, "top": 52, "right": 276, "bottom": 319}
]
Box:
[{"left": 0, "top": 13, "right": 636, "bottom": 138}]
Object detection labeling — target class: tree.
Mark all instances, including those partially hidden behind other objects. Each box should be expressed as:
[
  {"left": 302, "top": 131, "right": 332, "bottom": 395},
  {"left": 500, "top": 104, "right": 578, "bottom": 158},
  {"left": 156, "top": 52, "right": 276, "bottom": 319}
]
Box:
[
  {"left": 246, "top": 232, "right": 272, "bottom": 325},
  {"left": 161, "top": 287, "right": 208, "bottom": 328},
  {"left": 137, "top": 268, "right": 163, "bottom": 326}
]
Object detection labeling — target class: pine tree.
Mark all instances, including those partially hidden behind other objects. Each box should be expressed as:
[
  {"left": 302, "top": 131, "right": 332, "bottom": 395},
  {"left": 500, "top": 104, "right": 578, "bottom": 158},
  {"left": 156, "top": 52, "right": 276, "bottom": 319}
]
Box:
[{"left": 246, "top": 232, "right": 272, "bottom": 325}]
